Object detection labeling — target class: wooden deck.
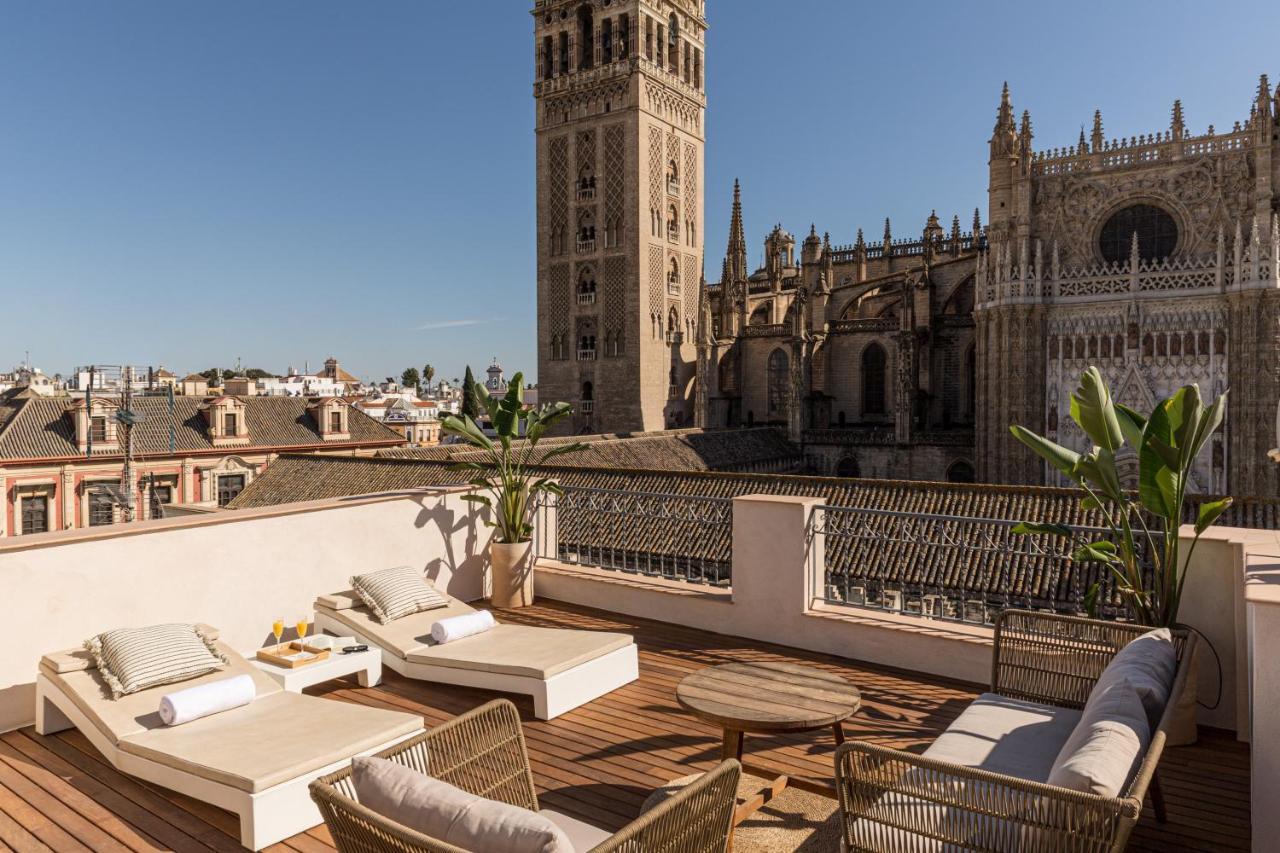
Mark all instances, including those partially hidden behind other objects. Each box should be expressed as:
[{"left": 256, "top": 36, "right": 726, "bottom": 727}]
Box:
[{"left": 0, "top": 600, "right": 1251, "bottom": 852}]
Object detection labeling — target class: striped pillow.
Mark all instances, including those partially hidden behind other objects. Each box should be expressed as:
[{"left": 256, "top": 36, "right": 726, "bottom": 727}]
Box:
[
  {"left": 351, "top": 566, "right": 448, "bottom": 624},
  {"left": 85, "top": 624, "right": 228, "bottom": 699}
]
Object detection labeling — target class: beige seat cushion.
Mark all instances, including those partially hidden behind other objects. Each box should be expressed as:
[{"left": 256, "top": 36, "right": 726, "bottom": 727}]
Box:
[
  {"left": 1048, "top": 678, "right": 1150, "bottom": 798},
  {"left": 121, "top": 691, "right": 422, "bottom": 793},
  {"left": 539, "top": 809, "right": 611, "bottom": 851},
  {"left": 315, "top": 590, "right": 366, "bottom": 612},
  {"left": 406, "top": 625, "right": 634, "bottom": 680},
  {"left": 318, "top": 598, "right": 477, "bottom": 659},
  {"left": 923, "top": 693, "right": 1082, "bottom": 783},
  {"left": 40, "top": 641, "right": 281, "bottom": 745},
  {"left": 352, "top": 757, "right": 573, "bottom": 852}
]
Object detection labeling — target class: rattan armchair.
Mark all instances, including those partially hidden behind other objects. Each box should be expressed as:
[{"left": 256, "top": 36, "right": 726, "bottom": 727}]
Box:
[
  {"left": 310, "top": 698, "right": 741, "bottom": 853},
  {"left": 834, "top": 610, "right": 1196, "bottom": 853}
]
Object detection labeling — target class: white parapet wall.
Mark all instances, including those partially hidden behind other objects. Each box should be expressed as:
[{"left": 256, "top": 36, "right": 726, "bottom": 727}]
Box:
[{"left": 0, "top": 487, "right": 490, "bottom": 733}]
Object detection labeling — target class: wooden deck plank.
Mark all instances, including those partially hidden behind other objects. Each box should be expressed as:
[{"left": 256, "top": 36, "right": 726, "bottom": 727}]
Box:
[{"left": 8, "top": 599, "right": 1251, "bottom": 852}]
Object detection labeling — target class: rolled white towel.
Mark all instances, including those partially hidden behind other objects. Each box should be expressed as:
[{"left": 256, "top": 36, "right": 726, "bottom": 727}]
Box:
[
  {"left": 430, "top": 610, "right": 496, "bottom": 645},
  {"left": 158, "top": 674, "right": 256, "bottom": 726}
]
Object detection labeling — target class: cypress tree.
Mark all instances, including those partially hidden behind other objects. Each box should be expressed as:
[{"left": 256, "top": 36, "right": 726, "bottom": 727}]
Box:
[{"left": 461, "top": 365, "right": 478, "bottom": 419}]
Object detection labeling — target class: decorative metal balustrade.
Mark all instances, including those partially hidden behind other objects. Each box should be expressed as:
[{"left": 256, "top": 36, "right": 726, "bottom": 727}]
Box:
[
  {"left": 535, "top": 486, "right": 732, "bottom": 586},
  {"left": 812, "top": 505, "right": 1151, "bottom": 626}
]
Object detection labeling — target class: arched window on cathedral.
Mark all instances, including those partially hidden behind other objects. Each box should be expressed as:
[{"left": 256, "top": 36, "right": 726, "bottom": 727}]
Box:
[
  {"left": 577, "top": 164, "right": 596, "bottom": 201},
  {"left": 946, "top": 460, "right": 976, "bottom": 484},
  {"left": 767, "top": 348, "right": 789, "bottom": 420},
  {"left": 667, "top": 158, "right": 679, "bottom": 194},
  {"left": 666, "top": 306, "right": 680, "bottom": 344},
  {"left": 580, "top": 381, "right": 593, "bottom": 414},
  {"left": 862, "top": 343, "right": 887, "bottom": 416},
  {"left": 1099, "top": 204, "right": 1178, "bottom": 265},
  {"left": 668, "top": 257, "right": 680, "bottom": 294},
  {"left": 667, "top": 204, "right": 679, "bottom": 241},
  {"left": 577, "top": 209, "right": 596, "bottom": 249},
  {"left": 577, "top": 5, "right": 595, "bottom": 71},
  {"left": 617, "top": 15, "right": 630, "bottom": 59},
  {"left": 836, "top": 456, "right": 860, "bottom": 478},
  {"left": 1143, "top": 334, "right": 1154, "bottom": 358}
]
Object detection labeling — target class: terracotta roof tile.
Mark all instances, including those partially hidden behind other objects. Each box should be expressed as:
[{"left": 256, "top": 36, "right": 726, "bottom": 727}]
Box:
[
  {"left": 0, "top": 395, "right": 404, "bottom": 461},
  {"left": 229, "top": 454, "right": 1280, "bottom": 611}
]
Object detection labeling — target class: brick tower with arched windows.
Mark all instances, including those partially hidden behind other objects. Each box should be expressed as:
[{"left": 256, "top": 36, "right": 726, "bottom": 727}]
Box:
[{"left": 533, "top": 0, "right": 706, "bottom": 433}]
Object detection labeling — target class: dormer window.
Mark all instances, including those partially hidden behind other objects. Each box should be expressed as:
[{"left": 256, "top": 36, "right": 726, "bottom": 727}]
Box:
[
  {"left": 71, "top": 399, "right": 120, "bottom": 453},
  {"left": 309, "top": 398, "right": 351, "bottom": 441},
  {"left": 201, "top": 396, "right": 249, "bottom": 447}
]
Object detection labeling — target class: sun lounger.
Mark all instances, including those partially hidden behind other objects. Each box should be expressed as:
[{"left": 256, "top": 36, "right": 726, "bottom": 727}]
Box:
[
  {"left": 35, "top": 625, "right": 423, "bottom": 850},
  {"left": 313, "top": 590, "right": 639, "bottom": 719}
]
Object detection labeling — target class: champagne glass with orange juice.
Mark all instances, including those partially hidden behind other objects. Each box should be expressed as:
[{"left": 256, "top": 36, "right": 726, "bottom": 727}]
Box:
[
  {"left": 272, "top": 617, "right": 284, "bottom": 654},
  {"left": 296, "top": 617, "right": 309, "bottom": 653}
]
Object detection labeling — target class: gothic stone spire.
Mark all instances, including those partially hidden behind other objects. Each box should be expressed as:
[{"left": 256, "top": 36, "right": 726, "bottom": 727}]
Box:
[
  {"left": 1091, "top": 109, "right": 1105, "bottom": 152},
  {"left": 725, "top": 178, "right": 748, "bottom": 283}
]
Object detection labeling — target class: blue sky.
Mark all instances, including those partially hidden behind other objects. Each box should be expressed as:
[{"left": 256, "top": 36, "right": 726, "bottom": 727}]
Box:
[{"left": 2, "top": 1, "right": 1277, "bottom": 384}]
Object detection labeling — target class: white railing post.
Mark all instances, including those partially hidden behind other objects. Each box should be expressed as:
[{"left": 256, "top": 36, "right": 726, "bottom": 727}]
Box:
[{"left": 731, "top": 494, "right": 824, "bottom": 616}]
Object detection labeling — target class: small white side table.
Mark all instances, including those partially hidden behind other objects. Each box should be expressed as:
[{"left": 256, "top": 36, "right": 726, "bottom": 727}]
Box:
[{"left": 251, "top": 648, "right": 381, "bottom": 693}]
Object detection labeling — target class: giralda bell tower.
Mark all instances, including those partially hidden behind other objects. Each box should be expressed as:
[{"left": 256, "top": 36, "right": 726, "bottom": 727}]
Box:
[{"left": 533, "top": 0, "right": 707, "bottom": 433}]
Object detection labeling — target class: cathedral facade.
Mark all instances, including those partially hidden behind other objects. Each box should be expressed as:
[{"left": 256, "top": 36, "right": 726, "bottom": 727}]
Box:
[
  {"left": 701, "top": 79, "right": 1280, "bottom": 496},
  {"left": 531, "top": 5, "right": 1280, "bottom": 496}
]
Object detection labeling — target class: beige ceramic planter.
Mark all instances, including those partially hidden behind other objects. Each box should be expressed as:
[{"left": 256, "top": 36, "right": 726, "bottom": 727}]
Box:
[{"left": 490, "top": 540, "right": 535, "bottom": 608}]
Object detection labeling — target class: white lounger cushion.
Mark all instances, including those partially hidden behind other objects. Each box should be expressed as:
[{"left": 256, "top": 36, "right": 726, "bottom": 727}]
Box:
[
  {"left": 39, "top": 640, "right": 282, "bottom": 745},
  {"left": 923, "top": 693, "right": 1082, "bottom": 783},
  {"left": 539, "top": 809, "right": 612, "bottom": 851},
  {"left": 122, "top": 691, "right": 422, "bottom": 793},
  {"left": 316, "top": 596, "right": 632, "bottom": 679},
  {"left": 407, "top": 625, "right": 634, "bottom": 680},
  {"left": 317, "top": 597, "right": 478, "bottom": 659}
]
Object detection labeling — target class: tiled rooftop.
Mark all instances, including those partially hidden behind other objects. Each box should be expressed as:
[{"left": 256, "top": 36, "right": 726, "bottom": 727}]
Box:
[
  {"left": 0, "top": 395, "right": 403, "bottom": 460},
  {"left": 4, "top": 600, "right": 1249, "bottom": 852}
]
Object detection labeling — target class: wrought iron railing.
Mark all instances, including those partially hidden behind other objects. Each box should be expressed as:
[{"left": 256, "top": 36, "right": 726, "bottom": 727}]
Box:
[
  {"left": 811, "top": 505, "right": 1152, "bottom": 626},
  {"left": 535, "top": 486, "right": 732, "bottom": 586}
]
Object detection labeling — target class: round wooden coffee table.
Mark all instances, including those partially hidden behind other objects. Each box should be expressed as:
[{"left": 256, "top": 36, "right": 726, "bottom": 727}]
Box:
[{"left": 676, "top": 661, "right": 861, "bottom": 823}]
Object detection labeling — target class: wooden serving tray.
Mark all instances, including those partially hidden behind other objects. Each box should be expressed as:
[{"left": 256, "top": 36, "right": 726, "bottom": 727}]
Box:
[{"left": 256, "top": 642, "right": 330, "bottom": 668}]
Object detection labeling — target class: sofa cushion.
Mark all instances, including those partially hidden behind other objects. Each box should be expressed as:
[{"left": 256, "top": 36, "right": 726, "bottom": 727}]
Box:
[
  {"left": 351, "top": 566, "right": 449, "bottom": 624},
  {"left": 1093, "top": 628, "right": 1177, "bottom": 723},
  {"left": 1048, "top": 677, "right": 1150, "bottom": 798},
  {"left": 84, "top": 624, "right": 228, "bottom": 699},
  {"left": 539, "top": 809, "right": 612, "bottom": 851},
  {"left": 923, "top": 693, "right": 1081, "bottom": 783},
  {"left": 352, "top": 756, "right": 573, "bottom": 852},
  {"left": 315, "top": 590, "right": 365, "bottom": 612}
]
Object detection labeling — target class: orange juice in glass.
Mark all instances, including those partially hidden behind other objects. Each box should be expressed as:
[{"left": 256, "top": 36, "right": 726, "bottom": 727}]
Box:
[
  {"left": 296, "top": 617, "right": 309, "bottom": 652},
  {"left": 272, "top": 618, "right": 285, "bottom": 654}
]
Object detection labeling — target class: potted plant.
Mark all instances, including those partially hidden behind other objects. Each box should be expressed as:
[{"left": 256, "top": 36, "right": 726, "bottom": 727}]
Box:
[
  {"left": 440, "top": 373, "right": 584, "bottom": 608},
  {"left": 1010, "top": 366, "right": 1229, "bottom": 742}
]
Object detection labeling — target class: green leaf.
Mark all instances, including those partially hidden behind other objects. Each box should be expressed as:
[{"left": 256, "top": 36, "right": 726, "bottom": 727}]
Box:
[
  {"left": 1012, "top": 521, "right": 1073, "bottom": 537},
  {"left": 1069, "top": 367, "right": 1125, "bottom": 452},
  {"left": 1083, "top": 582, "right": 1101, "bottom": 618},
  {"left": 1195, "top": 497, "right": 1232, "bottom": 535},
  {"left": 1073, "top": 447, "right": 1123, "bottom": 503},
  {"left": 1009, "top": 425, "right": 1081, "bottom": 478},
  {"left": 1072, "top": 540, "right": 1120, "bottom": 563},
  {"left": 1114, "top": 403, "right": 1147, "bottom": 452}
]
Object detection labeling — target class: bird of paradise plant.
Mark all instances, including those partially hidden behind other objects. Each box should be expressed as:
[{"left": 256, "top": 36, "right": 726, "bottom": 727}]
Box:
[
  {"left": 439, "top": 372, "right": 585, "bottom": 544},
  {"left": 1011, "top": 367, "right": 1230, "bottom": 627}
]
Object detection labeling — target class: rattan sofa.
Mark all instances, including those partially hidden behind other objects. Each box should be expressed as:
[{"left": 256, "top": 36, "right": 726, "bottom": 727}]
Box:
[
  {"left": 835, "top": 610, "right": 1195, "bottom": 852},
  {"left": 310, "top": 698, "right": 742, "bottom": 853}
]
